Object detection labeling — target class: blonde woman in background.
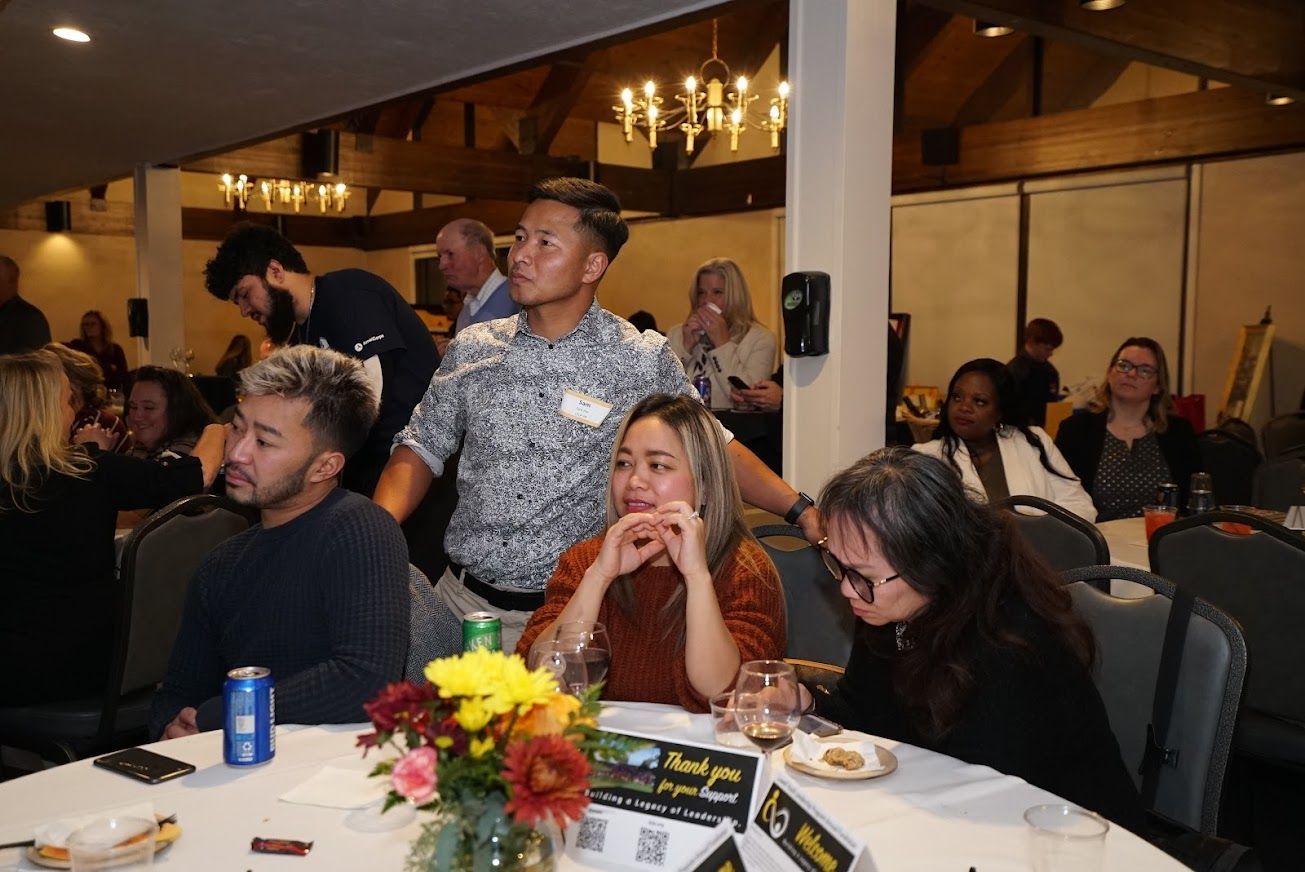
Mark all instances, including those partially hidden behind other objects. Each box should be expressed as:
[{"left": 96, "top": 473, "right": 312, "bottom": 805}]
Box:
[
  {"left": 0, "top": 351, "right": 225, "bottom": 704},
  {"left": 667, "top": 258, "right": 777, "bottom": 410}
]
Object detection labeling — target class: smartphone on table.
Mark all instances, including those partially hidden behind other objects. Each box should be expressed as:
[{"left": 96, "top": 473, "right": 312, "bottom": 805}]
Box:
[{"left": 93, "top": 748, "right": 196, "bottom": 784}]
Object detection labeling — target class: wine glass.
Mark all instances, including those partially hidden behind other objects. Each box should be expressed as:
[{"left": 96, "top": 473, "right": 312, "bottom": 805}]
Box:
[
  {"left": 733, "top": 660, "right": 801, "bottom": 753},
  {"left": 552, "top": 621, "right": 611, "bottom": 695}
]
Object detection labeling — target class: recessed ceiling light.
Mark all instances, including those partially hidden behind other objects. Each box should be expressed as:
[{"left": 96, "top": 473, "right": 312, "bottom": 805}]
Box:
[
  {"left": 1266, "top": 93, "right": 1296, "bottom": 106},
  {"left": 1080, "top": 0, "right": 1127, "bottom": 10},
  {"left": 52, "top": 27, "right": 91, "bottom": 43}
]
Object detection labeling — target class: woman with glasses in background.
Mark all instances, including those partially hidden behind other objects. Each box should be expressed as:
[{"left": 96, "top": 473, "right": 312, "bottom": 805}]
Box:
[
  {"left": 1055, "top": 337, "right": 1201, "bottom": 521},
  {"left": 806, "top": 447, "right": 1144, "bottom": 831}
]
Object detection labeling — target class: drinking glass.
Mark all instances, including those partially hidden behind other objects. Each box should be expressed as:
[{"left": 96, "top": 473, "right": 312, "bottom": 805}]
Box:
[
  {"left": 551, "top": 621, "right": 611, "bottom": 695},
  {"left": 1142, "top": 504, "right": 1177, "bottom": 540},
  {"left": 732, "top": 660, "right": 801, "bottom": 753},
  {"left": 709, "top": 691, "right": 751, "bottom": 748},
  {"left": 1024, "top": 804, "right": 1108, "bottom": 872},
  {"left": 68, "top": 816, "right": 157, "bottom": 870}
]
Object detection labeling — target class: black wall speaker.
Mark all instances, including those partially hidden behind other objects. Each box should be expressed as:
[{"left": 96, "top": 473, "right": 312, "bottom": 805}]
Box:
[
  {"left": 921, "top": 127, "right": 960, "bottom": 167},
  {"left": 302, "top": 130, "right": 340, "bottom": 178},
  {"left": 127, "top": 298, "right": 149, "bottom": 338},
  {"left": 45, "top": 200, "right": 72, "bottom": 232}
]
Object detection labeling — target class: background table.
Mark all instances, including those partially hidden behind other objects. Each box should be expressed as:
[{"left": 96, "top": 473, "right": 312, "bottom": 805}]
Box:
[{"left": 0, "top": 704, "right": 1185, "bottom": 871}]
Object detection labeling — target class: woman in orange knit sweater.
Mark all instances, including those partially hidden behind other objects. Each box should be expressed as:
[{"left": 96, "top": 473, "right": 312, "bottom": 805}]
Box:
[{"left": 517, "top": 394, "right": 785, "bottom": 712}]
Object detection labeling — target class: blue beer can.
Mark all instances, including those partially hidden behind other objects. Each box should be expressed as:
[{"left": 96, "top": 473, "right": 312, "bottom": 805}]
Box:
[
  {"left": 223, "top": 666, "right": 276, "bottom": 766},
  {"left": 692, "top": 375, "right": 711, "bottom": 405}
]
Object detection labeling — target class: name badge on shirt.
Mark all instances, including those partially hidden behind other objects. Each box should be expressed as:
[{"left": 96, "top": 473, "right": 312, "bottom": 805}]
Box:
[{"left": 559, "top": 389, "right": 613, "bottom": 428}]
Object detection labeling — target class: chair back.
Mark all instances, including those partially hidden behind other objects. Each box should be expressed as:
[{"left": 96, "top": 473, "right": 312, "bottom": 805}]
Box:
[
  {"left": 1150, "top": 512, "right": 1305, "bottom": 724},
  {"left": 111, "top": 496, "right": 251, "bottom": 721},
  {"left": 406, "top": 564, "right": 461, "bottom": 681},
  {"left": 996, "top": 495, "right": 1109, "bottom": 573},
  {"left": 1252, "top": 456, "right": 1305, "bottom": 511},
  {"left": 1262, "top": 411, "right": 1305, "bottom": 460},
  {"left": 1063, "top": 565, "right": 1246, "bottom": 834},
  {"left": 753, "top": 525, "right": 856, "bottom": 667},
  {"left": 1196, "top": 429, "right": 1260, "bottom": 506}
]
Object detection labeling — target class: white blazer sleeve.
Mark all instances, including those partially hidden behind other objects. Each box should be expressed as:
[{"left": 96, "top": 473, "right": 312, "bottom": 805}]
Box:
[
  {"left": 1034, "top": 428, "right": 1098, "bottom": 522},
  {"left": 708, "top": 324, "right": 777, "bottom": 389}
]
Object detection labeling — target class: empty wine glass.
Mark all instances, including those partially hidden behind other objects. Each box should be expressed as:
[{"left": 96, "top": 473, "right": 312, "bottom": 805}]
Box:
[{"left": 733, "top": 660, "right": 801, "bottom": 753}]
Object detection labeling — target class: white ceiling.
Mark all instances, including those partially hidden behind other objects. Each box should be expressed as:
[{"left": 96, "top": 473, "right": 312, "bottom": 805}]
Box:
[{"left": 0, "top": 0, "right": 723, "bottom": 209}]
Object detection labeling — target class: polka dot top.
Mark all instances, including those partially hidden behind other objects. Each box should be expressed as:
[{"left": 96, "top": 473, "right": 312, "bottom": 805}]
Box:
[{"left": 1093, "top": 431, "right": 1172, "bottom": 522}]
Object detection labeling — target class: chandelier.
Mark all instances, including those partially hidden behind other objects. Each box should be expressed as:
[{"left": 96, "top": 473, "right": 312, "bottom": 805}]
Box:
[
  {"left": 219, "top": 173, "right": 351, "bottom": 214},
  {"left": 613, "top": 19, "right": 791, "bottom": 154}
]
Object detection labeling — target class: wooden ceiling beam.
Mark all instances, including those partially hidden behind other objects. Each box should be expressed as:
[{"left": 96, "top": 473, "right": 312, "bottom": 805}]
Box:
[
  {"left": 519, "top": 58, "right": 594, "bottom": 156},
  {"left": 918, "top": 0, "right": 1305, "bottom": 103},
  {"left": 895, "top": 85, "right": 1305, "bottom": 191},
  {"left": 362, "top": 199, "right": 526, "bottom": 250},
  {"left": 183, "top": 134, "right": 588, "bottom": 201}
]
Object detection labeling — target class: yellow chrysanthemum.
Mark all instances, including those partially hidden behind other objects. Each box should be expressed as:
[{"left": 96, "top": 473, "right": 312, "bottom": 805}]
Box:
[
  {"left": 493, "top": 662, "right": 562, "bottom": 714},
  {"left": 424, "top": 648, "right": 509, "bottom": 699},
  {"left": 469, "top": 735, "right": 496, "bottom": 758},
  {"left": 454, "top": 697, "right": 495, "bottom": 733}
]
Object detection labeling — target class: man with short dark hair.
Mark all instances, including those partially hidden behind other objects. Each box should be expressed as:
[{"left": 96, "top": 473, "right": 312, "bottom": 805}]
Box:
[
  {"left": 202, "top": 224, "right": 439, "bottom": 495},
  {"left": 436, "top": 219, "right": 519, "bottom": 344},
  {"left": 0, "top": 255, "right": 51, "bottom": 354},
  {"left": 375, "top": 177, "right": 822, "bottom": 652},
  {"left": 150, "top": 346, "right": 408, "bottom": 740},
  {"left": 1008, "top": 317, "right": 1064, "bottom": 426}
]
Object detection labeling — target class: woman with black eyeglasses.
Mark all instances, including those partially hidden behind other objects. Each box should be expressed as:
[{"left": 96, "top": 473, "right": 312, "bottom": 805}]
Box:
[
  {"left": 805, "top": 447, "right": 1144, "bottom": 832},
  {"left": 1054, "top": 337, "right": 1201, "bottom": 521}
]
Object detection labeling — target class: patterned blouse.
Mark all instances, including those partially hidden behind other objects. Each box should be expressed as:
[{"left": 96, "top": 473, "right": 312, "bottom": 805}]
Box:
[{"left": 1092, "top": 431, "right": 1171, "bottom": 522}]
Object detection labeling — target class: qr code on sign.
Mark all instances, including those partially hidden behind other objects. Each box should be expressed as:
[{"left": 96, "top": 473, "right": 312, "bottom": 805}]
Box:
[
  {"left": 635, "top": 826, "right": 669, "bottom": 866},
  {"left": 576, "top": 815, "right": 607, "bottom": 852}
]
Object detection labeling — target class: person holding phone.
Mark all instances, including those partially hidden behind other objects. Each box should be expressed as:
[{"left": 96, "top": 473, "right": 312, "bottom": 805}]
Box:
[
  {"left": 667, "top": 258, "right": 776, "bottom": 410},
  {"left": 516, "top": 394, "right": 785, "bottom": 711}
]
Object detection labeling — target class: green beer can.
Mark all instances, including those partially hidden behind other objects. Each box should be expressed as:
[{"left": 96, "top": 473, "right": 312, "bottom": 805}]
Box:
[{"left": 462, "top": 611, "right": 502, "bottom": 652}]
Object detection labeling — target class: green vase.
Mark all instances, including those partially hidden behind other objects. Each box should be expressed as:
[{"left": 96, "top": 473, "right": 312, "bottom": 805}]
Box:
[{"left": 408, "top": 794, "right": 558, "bottom": 872}]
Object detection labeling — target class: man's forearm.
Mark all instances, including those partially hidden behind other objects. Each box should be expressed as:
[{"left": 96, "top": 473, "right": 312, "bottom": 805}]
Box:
[
  {"left": 373, "top": 445, "right": 436, "bottom": 524},
  {"left": 727, "top": 440, "right": 824, "bottom": 542}
]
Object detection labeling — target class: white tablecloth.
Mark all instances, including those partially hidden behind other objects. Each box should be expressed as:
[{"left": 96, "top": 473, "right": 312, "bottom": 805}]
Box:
[{"left": 0, "top": 704, "right": 1184, "bottom": 871}]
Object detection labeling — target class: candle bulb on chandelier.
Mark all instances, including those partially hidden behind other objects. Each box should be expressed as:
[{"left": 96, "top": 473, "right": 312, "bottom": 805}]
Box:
[
  {"left": 647, "top": 104, "right": 659, "bottom": 148},
  {"left": 729, "top": 108, "right": 742, "bottom": 151},
  {"left": 769, "top": 105, "right": 781, "bottom": 149},
  {"left": 620, "top": 88, "right": 635, "bottom": 140}
]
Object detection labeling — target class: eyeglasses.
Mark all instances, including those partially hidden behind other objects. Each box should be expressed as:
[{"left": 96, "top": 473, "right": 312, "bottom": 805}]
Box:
[
  {"left": 817, "top": 538, "right": 900, "bottom": 604},
  {"left": 1113, "top": 358, "right": 1158, "bottom": 380}
]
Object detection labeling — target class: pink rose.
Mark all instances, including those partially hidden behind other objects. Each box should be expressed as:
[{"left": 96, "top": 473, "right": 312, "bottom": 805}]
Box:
[{"left": 391, "top": 746, "right": 438, "bottom": 804}]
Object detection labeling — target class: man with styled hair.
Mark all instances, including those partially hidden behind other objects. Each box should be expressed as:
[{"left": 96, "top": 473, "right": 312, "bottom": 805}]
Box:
[
  {"left": 150, "top": 345, "right": 408, "bottom": 740},
  {"left": 435, "top": 218, "right": 519, "bottom": 350},
  {"left": 376, "top": 177, "right": 822, "bottom": 652},
  {"left": 202, "top": 223, "right": 439, "bottom": 496}
]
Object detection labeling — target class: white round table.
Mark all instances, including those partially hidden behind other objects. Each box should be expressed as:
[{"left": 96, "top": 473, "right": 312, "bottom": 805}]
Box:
[{"left": 0, "top": 704, "right": 1185, "bottom": 871}]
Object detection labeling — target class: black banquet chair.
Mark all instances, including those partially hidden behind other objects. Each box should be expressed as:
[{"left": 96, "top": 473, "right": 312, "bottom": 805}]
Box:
[
  {"left": 1062, "top": 565, "right": 1246, "bottom": 835},
  {"left": 996, "top": 495, "right": 1110, "bottom": 574},
  {"left": 752, "top": 524, "right": 856, "bottom": 667},
  {"left": 0, "top": 495, "right": 251, "bottom": 769},
  {"left": 1261, "top": 411, "right": 1305, "bottom": 461},
  {"left": 1150, "top": 511, "right": 1305, "bottom": 773},
  {"left": 1197, "top": 428, "right": 1261, "bottom": 507},
  {"left": 1252, "top": 456, "right": 1305, "bottom": 512}
]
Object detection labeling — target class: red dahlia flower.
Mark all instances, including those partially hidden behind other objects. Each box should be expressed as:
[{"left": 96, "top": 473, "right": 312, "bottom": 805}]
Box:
[{"left": 502, "top": 736, "right": 591, "bottom": 829}]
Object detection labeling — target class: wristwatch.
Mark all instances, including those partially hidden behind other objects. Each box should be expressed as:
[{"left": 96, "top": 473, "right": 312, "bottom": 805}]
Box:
[{"left": 785, "top": 492, "right": 815, "bottom": 526}]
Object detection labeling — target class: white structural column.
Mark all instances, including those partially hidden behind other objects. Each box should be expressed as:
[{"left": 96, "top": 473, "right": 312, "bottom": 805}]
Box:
[
  {"left": 783, "top": 0, "right": 897, "bottom": 495},
  {"left": 132, "top": 164, "right": 185, "bottom": 366}
]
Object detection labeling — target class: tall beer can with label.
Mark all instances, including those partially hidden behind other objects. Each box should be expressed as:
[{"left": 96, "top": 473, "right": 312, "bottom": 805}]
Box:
[
  {"left": 223, "top": 666, "right": 276, "bottom": 766},
  {"left": 463, "top": 612, "right": 502, "bottom": 652}
]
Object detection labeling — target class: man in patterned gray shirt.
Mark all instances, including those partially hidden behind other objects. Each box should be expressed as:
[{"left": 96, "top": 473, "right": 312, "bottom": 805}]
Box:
[{"left": 375, "top": 178, "right": 821, "bottom": 651}]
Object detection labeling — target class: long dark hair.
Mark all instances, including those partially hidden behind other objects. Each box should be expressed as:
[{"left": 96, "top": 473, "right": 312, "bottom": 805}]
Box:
[
  {"left": 819, "top": 447, "right": 1095, "bottom": 739},
  {"left": 935, "top": 358, "right": 1075, "bottom": 480},
  {"left": 129, "top": 367, "right": 218, "bottom": 445}
]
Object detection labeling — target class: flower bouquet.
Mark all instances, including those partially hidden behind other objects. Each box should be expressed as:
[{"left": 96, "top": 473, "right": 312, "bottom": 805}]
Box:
[{"left": 358, "top": 648, "right": 617, "bottom": 871}]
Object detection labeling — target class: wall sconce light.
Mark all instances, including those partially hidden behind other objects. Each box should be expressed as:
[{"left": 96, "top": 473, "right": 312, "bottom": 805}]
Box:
[
  {"left": 1266, "top": 93, "right": 1296, "bottom": 106},
  {"left": 45, "top": 201, "right": 72, "bottom": 233},
  {"left": 1080, "top": 0, "right": 1126, "bottom": 9},
  {"left": 973, "top": 20, "right": 1014, "bottom": 37}
]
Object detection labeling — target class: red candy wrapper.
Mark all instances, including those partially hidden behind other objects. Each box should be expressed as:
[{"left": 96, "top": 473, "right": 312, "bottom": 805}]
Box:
[{"left": 251, "top": 837, "right": 314, "bottom": 856}]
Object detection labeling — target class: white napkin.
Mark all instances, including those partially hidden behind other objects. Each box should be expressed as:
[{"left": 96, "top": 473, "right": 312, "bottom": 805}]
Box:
[
  {"left": 279, "top": 763, "right": 391, "bottom": 809},
  {"left": 790, "top": 730, "right": 884, "bottom": 773},
  {"left": 34, "top": 802, "right": 156, "bottom": 849}
]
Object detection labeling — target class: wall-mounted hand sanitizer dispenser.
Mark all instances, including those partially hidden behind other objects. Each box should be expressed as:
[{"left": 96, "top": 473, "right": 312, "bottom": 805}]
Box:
[{"left": 781, "top": 271, "right": 830, "bottom": 357}]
